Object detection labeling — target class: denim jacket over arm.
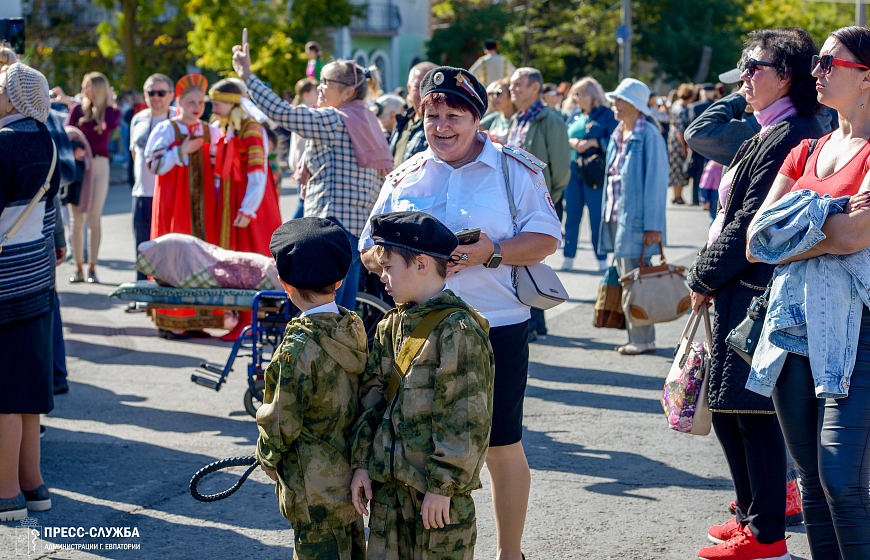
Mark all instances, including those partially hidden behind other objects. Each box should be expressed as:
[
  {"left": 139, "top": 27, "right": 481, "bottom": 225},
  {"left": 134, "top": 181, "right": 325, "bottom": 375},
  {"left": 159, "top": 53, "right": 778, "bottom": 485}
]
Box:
[{"left": 745, "top": 189, "right": 870, "bottom": 398}]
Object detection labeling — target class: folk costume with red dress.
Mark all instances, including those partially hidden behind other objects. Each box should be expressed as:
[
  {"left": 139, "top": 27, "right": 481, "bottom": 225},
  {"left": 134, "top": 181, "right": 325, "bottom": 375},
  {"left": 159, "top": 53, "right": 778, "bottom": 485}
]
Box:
[
  {"left": 210, "top": 89, "right": 282, "bottom": 256},
  {"left": 143, "top": 74, "right": 224, "bottom": 332}
]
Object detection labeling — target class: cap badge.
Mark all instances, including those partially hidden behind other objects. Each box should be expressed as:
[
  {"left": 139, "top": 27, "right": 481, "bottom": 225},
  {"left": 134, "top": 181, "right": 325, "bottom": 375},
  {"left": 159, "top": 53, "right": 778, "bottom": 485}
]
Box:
[
  {"left": 455, "top": 73, "right": 484, "bottom": 106},
  {"left": 433, "top": 72, "right": 444, "bottom": 85}
]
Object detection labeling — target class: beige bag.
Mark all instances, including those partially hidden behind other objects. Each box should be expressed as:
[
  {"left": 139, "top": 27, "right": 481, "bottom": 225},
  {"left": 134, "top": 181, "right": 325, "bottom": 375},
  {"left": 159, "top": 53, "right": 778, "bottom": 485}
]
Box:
[
  {"left": 662, "top": 306, "right": 713, "bottom": 436},
  {"left": 501, "top": 152, "right": 568, "bottom": 310},
  {"left": 619, "top": 242, "right": 691, "bottom": 326}
]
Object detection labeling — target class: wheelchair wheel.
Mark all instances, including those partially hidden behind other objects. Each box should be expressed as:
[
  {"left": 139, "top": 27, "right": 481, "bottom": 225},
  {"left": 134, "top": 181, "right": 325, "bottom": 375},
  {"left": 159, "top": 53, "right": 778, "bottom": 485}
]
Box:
[
  {"left": 243, "top": 379, "right": 265, "bottom": 418},
  {"left": 355, "top": 292, "right": 393, "bottom": 346}
]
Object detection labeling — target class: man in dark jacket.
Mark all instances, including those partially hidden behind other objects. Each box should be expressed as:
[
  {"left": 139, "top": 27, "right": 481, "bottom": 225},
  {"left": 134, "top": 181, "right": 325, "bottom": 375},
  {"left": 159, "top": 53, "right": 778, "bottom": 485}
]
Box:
[
  {"left": 390, "top": 61, "right": 437, "bottom": 167},
  {"left": 685, "top": 84, "right": 717, "bottom": 205}
]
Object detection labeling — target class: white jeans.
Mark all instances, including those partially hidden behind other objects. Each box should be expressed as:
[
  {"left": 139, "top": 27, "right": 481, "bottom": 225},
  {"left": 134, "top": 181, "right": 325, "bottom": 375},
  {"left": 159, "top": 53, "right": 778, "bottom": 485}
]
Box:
[{"left": 70, "top": 155, "right": 110, "bottom": 267}]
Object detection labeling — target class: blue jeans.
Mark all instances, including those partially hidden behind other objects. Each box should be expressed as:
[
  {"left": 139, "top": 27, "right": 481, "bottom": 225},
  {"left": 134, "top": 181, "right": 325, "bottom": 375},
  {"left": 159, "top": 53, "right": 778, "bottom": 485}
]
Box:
[
  {"left": 564, "top": 161, "right": 605, "bottom": 261},
  {"left": 334, "top": 228, "right": 361, "bottom": 311},
  {"left": 292, "top": 189, "right": 305, "bottom": 220}
]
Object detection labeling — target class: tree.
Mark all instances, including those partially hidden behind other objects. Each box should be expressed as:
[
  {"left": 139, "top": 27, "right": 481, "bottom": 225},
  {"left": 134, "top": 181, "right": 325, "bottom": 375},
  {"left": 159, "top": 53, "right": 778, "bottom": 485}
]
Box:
[
  {"left": 186, "top": 0, "right": 359, "bottom": 96},
  {"left": 427, "top": 0, "right": 517, "bottom": 70}
]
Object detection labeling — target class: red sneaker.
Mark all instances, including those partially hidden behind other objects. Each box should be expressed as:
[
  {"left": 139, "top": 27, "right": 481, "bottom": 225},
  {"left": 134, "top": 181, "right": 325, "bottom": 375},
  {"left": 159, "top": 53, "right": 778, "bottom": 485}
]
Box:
[
  {"left": 708, "top": 517, "right": 743, "bottom": 544},
  {"left": 698, "top": 526, "right": 790, "bottom": 560},
  {"left": 785, "top": 480, "right": 803, "bottom": 526}
]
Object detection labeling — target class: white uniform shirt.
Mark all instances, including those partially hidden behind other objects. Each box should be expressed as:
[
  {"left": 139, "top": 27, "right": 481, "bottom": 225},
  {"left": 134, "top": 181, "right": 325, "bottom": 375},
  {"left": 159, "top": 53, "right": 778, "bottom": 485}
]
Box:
[
  {"left": 359, "top": 132, "right": 562, "bottom": 327},
  {"left": 130, "top": 109, "right": 168, "bottom": 198}
]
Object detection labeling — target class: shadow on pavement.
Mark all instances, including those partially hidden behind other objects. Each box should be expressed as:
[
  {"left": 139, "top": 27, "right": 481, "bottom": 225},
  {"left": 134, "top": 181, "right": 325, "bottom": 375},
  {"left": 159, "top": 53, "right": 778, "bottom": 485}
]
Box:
[
  {"left": 524, "top": 428, "right": 729, "bottom": 498},
  {"left": 65, "top": 339, "right": 206, "bottom": 369},
  {"left": 530, "top": 362, "right": 666, "bottom": 392},
  {"left": 59, "top": 291, "right": 126, "bottom": 311},
  {"left": 524, "top": 383, "right": 662, "bottom": 414},
  {"left": 33, "top": 427, "right": 291, "bottom": 557},
  {"left": 48, "top": 383, "right": 257, "bottom": 442}
]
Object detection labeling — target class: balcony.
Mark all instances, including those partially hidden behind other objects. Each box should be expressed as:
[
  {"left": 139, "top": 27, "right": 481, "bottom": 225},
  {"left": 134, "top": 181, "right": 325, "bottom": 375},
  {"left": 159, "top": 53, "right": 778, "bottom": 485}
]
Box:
[{"left": 349, "top": 2, "right": 401, "bottom": 35}]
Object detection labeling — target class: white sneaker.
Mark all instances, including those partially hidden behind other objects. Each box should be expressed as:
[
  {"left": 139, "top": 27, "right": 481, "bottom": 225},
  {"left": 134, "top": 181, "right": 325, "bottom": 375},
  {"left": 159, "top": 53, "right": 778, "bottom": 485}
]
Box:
[
  {"left": 598, "top": 260, "right": 608, "bottom": 272},
  {"left": 615, "top": 342, "right": 656, "bottom": 355},
  {"left": 559, "top": 257, "right": 574, "bottom": 271}
]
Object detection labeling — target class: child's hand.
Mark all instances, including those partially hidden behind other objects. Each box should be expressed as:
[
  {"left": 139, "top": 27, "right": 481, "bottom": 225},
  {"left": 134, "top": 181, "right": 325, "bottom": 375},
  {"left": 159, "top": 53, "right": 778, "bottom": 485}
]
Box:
[
  {"left": 233, "top": 213, "right": 251, "bottom": 228},
  {"left": 350, "top": 469, "right": 373, "bottom": 516},
  {"left": 421, "top": 492, "right": 451, "bottom": 530},
  {"left": 260, "top": 464, "right": 278, "bottom": 481},
  {"left": 846, "top": 191, "right": 870, "bottom": 213}
]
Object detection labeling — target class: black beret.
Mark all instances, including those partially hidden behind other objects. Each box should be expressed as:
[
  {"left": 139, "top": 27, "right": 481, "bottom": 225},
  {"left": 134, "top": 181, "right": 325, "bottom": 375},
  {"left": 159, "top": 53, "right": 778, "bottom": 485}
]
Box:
[
  {"left": 269, "top": 217, "right": 351, "bottom": 289},
  {"left": 419, "top": 66, "right": 488, "bottom": 118},
  {"left": 370, "top": 212, "right": 458, "bottom": 260}
]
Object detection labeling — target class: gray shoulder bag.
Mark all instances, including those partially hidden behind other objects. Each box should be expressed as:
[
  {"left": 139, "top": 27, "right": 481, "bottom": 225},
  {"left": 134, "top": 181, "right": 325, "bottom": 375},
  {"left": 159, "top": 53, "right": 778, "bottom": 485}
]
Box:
[
  {"left": 0, "top": 139, "right": 57, "bottom": 254},
  {"left": 500, "top": 151, "right": 568, "bottom": 309}
]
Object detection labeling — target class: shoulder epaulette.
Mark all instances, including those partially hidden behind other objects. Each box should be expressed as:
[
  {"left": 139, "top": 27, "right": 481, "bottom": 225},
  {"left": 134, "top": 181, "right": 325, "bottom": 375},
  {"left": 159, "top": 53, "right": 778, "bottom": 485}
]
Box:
[
  {"left": 502, "top": 144, "right": 547, "bottom": 174},
  {"left": 386, "top": 153, "right": 426, "bottom": 187}
]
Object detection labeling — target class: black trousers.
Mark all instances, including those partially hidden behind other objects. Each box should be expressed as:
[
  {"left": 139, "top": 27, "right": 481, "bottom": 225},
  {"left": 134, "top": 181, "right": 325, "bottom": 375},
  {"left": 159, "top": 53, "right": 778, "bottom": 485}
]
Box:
[
  {"left": 132, "top": 196, "right": 152, "bottom": 281},
  {"left": 711, "top": 411, "right": 786, "bottom": 544},
  {"left": 772, "top": 312, "right": 870, "bottom": 560}
]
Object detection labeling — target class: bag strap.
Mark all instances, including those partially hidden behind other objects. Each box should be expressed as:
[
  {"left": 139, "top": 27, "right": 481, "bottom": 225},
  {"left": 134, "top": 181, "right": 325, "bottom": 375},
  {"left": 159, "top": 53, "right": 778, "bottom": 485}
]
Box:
[
  {"left": 639, "top": 241, "right": 666, "bottom": 265},
  {"left": 800, "top": 138, "right": 819, "bottom": 177},
  {"left": 699, "top": 305, "right": 713, "bottom": 379},
  {"left": 0, "top": 139, "right": 57, "bottom": 254},
  {"left": 677, "top": 310, "right": 703, "bottom": 368},
  {"left": 500, "top": 152, "right": 520, "bottom": 288},
  {"left": 386, "top": 307, "right": 465, "bottom": 403}
]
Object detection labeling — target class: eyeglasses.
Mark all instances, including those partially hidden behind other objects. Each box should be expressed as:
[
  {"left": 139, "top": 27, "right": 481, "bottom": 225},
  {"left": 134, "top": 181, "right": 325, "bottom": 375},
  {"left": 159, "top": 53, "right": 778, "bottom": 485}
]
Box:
[
  {"left": 812, "top": 54, "right": 870, "bottom": 75},
  {"left": 319, "top": 77, "right": 353, "bottom": 87},
  {"left": 488, "top": 89, "right": 504, "bottom": 98},
  {"left": 147, "top": 90, "right": 170, "bottom": 98},
  {"left": 742, "top": 58, "right": 778, "bottom": 78}
]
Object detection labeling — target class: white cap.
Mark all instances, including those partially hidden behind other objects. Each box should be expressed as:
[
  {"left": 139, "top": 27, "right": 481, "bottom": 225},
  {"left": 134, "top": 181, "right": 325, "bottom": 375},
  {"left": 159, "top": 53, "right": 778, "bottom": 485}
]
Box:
[
  {"left": 5, "top": 63, "right": 51, "bottom": 123},
  {"left": 605, "top": 78, "right": 652, "bottom": 118}
]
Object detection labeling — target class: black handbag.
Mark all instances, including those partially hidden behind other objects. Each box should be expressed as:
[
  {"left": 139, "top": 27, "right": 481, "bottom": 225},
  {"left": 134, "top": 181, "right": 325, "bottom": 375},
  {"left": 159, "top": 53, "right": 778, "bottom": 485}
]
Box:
[
  {"left": 725, "top": 284, "right": 770, "bottom": 365},
  {"left": 576, "top": 151, "right": 606, "bottom": 189}
]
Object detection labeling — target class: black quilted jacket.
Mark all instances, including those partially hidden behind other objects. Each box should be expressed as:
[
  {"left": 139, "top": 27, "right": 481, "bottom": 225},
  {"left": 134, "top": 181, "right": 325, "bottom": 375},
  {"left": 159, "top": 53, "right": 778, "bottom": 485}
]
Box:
[{"left": 686, "top": 110, "right": 822, "bottom": 413}]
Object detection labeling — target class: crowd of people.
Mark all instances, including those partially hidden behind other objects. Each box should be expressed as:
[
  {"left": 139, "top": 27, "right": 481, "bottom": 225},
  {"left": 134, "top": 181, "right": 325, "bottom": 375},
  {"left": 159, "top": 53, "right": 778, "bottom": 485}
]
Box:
[{"left": 1, "top": 21, "right": 869, "bottom": 560}]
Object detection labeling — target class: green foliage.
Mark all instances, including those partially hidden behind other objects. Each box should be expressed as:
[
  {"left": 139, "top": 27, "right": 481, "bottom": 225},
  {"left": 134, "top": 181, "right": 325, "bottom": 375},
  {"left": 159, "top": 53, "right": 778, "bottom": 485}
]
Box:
[
  {"left": 186, "top": 0, "right": 358, "bottom": 95},
  {"left": 427, "top": 1, "right": 517, "bottom": 69},
  {"left": 738, "top": 0, "right": 854, "bottom": 48}
]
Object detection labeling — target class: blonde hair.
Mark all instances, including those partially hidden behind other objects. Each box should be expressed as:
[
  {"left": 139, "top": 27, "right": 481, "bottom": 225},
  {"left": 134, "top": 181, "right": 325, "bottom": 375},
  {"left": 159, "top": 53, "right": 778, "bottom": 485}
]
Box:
[
  {"left": 0, "top": 43, "right": 18, "bottom": 67},
  {"left": 79, "top": 72, "right": 113, "bottom": 129},
  {"left": 325, "top": 60, "right": 381, "bottom": 103},
  {"left": 571, "top": 77, "right": 607, "bottom": 110}
]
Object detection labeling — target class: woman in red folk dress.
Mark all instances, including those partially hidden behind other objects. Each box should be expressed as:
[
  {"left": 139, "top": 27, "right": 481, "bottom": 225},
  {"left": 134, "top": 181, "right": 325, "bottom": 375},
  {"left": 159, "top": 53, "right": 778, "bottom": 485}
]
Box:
[
  {"left": 144, "top": 74, "right": 224, "bottom": 340},
  {"left": 206, "top": 79, "right": 283, "bottom": 341}
]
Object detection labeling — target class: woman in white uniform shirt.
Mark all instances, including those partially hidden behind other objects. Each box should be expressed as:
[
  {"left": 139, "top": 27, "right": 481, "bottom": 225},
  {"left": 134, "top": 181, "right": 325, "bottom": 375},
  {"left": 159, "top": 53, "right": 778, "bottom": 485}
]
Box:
[{"left": 359, "top": 66, "right": 560, "bottom": 560}]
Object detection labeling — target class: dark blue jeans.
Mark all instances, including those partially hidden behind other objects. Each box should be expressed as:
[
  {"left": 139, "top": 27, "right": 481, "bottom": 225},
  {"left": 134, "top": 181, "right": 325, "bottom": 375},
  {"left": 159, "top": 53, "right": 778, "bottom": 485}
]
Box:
[
  {"left": 333, "top": 228, "right": 360, "bottom": 311},
  {"left": 772, "top": 309, "right": 870, "bottom": 560},
  {"left": 563, "top": 161, "right": 605, "bottom": 261},
  {"left": 132, "top": 196, "right": 153, "bottom": 281},
  {"left": 52, "top": 290, "right": 67, "bottom": 386}
]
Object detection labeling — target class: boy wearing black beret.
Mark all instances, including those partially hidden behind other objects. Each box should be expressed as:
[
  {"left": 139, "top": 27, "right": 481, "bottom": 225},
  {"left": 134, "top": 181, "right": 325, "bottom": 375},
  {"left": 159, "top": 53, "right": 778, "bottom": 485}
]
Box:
[
  {"left": 349, "top": 211, "right": 495, "bottom": 559},
  {"left": 256, "top": 217, "right": 368, "bottom": 560}
]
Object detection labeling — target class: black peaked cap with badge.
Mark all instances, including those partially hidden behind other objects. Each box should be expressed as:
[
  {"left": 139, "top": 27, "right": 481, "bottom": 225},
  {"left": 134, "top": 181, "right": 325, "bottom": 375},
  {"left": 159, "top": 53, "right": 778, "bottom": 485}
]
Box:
[
  {"left": 270, "top": 217, "right": 352, "bottom": 289},
  {"left": 370, "top": 212, "right": 459, "bottom": 260},
  {"left": 419, "top": 66, "right": 488, "bottom": 118}
]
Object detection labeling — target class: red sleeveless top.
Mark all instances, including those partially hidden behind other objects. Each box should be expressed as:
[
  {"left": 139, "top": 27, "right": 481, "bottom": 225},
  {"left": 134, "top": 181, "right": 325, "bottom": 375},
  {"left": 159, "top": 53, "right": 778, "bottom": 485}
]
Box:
[{"left": 780, "top": 133, "right": 870, "bottom": 197}]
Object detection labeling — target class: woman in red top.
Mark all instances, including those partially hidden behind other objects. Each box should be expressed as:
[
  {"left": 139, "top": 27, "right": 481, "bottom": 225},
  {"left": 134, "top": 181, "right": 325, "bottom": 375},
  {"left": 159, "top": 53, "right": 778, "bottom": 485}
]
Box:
[
  {"left": 750, "top": 26, "right": 870, "bottom": 560},
  {"left": 52, "top": 72, "right": 121, "bottom": 283}
]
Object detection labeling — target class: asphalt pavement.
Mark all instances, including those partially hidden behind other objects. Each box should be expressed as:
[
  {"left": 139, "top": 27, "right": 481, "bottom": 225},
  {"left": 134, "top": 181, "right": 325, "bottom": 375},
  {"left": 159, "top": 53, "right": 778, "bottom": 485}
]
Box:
[{"left": 0, "top": 170, "right": 812, "bottom": 560}]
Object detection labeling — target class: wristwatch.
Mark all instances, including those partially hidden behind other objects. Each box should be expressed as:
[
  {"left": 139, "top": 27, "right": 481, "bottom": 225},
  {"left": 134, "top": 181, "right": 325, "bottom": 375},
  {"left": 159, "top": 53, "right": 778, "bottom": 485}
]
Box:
[{"left": 485, "top": 243, "right": 502, "bottom": 268}]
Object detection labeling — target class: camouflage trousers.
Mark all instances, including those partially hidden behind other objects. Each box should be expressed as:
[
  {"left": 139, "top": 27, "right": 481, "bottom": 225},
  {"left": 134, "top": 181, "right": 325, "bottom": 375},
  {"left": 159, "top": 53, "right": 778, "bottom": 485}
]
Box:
[
  {"left": 367, "top": 480, "right": 476, "bottom": 560},
  {"left": 293, "top": 517, "right": 366, "bottom": 560}
]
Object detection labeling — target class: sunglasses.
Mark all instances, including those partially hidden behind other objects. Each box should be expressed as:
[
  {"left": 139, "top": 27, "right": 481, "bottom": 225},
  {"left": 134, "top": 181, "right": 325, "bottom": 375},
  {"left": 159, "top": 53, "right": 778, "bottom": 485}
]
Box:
[
  {"left": 319, "top": 77, "right": 353, "bottom": 87},
  {"left": 812, "top": 54, "right": 870, "bottom": 75},
  {"left": 147, "top": 90, "right": 170, "bottom": 98},
  {"left": 488, "top": 89, "right": 505, "bottom": 98},
  {"left": 742, "top": 58, "right": 778, "bottom": 78}
]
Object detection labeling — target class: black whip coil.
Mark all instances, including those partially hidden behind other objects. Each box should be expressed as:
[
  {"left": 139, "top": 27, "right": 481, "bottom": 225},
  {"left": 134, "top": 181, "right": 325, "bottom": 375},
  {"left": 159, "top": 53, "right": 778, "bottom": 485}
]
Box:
[{"left": 189, "top": 455, "right": 259, "bottom": 502}]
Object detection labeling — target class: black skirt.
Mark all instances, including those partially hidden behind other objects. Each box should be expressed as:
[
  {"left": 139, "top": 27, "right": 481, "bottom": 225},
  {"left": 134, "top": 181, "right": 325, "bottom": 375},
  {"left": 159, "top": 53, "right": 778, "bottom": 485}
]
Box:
[
  {"left": 0, "top": 310, "right": 54, "bottom": 414},
  {"left": 489, "top": 320, "right": 530, "bottom": 447}
]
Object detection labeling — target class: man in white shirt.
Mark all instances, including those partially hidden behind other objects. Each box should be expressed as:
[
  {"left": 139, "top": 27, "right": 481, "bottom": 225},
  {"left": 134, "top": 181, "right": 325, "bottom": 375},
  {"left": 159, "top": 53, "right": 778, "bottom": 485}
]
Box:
[{"left": 129, "top": 74, "right": 172, "bottom": 290}]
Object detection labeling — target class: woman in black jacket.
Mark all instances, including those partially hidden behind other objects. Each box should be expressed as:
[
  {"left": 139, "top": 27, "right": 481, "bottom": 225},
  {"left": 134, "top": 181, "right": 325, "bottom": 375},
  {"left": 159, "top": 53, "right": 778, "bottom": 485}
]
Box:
[
  {"left": 686, "top": 29, "right": 823, "bottom": 560},
  {"left": 0, "top": 63, "right": 60, "bottom": 521}
]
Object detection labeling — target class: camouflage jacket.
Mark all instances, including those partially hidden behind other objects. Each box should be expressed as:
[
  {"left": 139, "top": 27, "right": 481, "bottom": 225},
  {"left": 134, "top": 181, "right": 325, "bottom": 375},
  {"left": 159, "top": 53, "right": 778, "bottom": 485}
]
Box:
[
  {"left": 351, "top": 290, "right": 495, "bottom": 497},
  {"left": 256, "top": 307, "right": 368, "bottom": 530}
]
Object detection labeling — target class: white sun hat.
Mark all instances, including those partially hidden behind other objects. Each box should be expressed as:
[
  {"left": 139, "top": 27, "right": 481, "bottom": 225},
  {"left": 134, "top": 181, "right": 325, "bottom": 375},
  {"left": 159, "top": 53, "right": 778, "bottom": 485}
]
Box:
[{"left": 605, "top": 78, "right": 652, "bottom": 118}]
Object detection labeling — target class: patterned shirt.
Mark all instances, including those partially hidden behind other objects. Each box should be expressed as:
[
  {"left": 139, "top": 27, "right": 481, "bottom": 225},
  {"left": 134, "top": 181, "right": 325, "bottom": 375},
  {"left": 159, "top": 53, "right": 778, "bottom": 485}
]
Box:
[
  {"left": 247, "top": 75, "right": 382, "bottom": 237},
  {"left": 507, "top": 99, "right": 544, "bottom": 147},
  {"left": 605, "top": 116, "right": 646, "bottom": 222}
]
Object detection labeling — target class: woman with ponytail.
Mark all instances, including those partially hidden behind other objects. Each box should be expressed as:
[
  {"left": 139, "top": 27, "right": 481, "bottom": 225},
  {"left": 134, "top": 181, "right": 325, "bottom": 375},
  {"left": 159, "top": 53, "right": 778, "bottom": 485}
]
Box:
[{"left": 232, "top": 36, "right": 393, "bottom": 310}]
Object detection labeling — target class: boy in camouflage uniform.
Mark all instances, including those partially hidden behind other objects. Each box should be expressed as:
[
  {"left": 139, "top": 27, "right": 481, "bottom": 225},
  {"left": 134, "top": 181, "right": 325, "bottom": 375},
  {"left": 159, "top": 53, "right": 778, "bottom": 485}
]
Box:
[
  {"left": 350, "top": 212, "right": 495, "bottom": 560},
  {"left": 256, "top": 218, "right": 368, "bottom": 560}
]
